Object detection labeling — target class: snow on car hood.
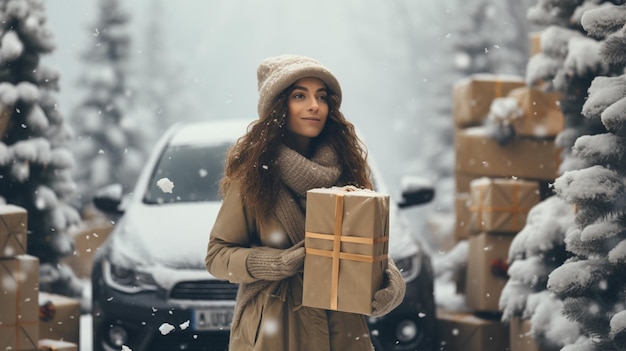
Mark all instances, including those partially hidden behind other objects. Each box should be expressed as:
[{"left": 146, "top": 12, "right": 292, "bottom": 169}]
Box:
[
  {"left": 109, "top": 201, "right": 222, "bottom": 270},
  {"left": 108, "top": 198, "right": 423, "bottom": 271}
]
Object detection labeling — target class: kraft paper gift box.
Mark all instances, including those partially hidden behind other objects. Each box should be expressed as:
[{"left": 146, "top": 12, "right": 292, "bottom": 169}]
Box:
[
  {"left": 510, "top": 317, "right": 541, "bottom": 351},
  {"left": 454, "top": 171, "right": 481, "bottom": 194},
  {"left": 507, "top": 87, "right": 564, "bottom": 138},
  {"left": 0, "top": 103, "right": 12, "bottom": 141},
  {"left": 437, "top": 309, "right": 509, "bottom": 351},
  {"left": 38, "top": 292, "right": 81, "bottom": 348},
  {"left": 465, "top": 232, "right": 514, "bottom": 312},
  {"left": 37, "top": 338, "right": 77, "bottom": 351},
  {"left": 0, "top": 254, "right": 40, "bottom": 351},
  {"left": 0, "top": 204, "right": 28, "bottom": 258},
  {"left": 454, "top": 192, "right": 471, "bottom": 241},
  {"left": 455, "top": 127, "right": 561, "bottom": 181},
  {"left": 453, "top": 74, "right": 526, "bottom": 128},
  {"left": 62, "top": 219, "right": 113, "bottom": 278},
  {"left": 303, "top": 186, "right": 389, "bottom": 315},
  {"left": 469, "top": 178, "right": 540, "bottom": 234}
]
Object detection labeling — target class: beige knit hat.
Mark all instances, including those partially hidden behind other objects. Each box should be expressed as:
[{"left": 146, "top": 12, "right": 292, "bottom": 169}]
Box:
[{"left": 257, "top": 54, "right": 342, "bottom": 118}]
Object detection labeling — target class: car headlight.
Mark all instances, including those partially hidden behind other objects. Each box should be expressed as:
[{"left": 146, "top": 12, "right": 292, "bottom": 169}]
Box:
[
  {"left": 103, "top": 260, "right": 158, "bottom": 293},
  {"left": 394, "top": 254, "right": 421, "bottom": 282}
]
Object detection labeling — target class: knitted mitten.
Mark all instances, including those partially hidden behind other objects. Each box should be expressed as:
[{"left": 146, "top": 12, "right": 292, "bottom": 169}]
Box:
[
  {"left": 246, "top": 241, "right": 305, "bottom": 281},
  {"left": 371, "top": 262, "right": 406, "bottom": 317}
]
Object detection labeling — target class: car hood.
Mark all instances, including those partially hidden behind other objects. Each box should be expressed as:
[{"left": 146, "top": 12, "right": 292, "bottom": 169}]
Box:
[
  {"left": 109, "top": 201, "right": 222, "bottom": 270},
  {"left": 109, "top": 199, "right": 423, "bottom": 271}
]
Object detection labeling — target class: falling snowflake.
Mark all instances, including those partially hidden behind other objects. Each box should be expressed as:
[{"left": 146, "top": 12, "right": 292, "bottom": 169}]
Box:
[
  {"left": 180, "top": 320, "right": 190, "bottom": 330},
  {"left": 156, "top": 178, "right": 174, "bottom": 193},
  {"left": 159, "top": 323, "right": 175, "bottom": 335}
]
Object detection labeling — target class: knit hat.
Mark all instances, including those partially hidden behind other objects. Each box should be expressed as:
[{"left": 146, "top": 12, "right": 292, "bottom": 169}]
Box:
[{"left": 257, "top": 54, "right": 342, "bottom": 118}]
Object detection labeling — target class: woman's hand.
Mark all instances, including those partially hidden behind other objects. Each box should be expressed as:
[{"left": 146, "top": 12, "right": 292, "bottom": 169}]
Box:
[
  {"left": 246, "top": 241, "right": 305, "bottom": 281},
  {"left": 371, "top": 264, "right": 406, "bottom": 317}
]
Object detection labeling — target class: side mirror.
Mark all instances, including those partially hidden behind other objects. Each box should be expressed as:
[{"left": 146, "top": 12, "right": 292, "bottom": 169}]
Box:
[
  {"left": 398, "top": 176, "right": 435, "bottom": 209},
  {"left": 93, "top": 184, "right": 125, "bottom": 215}
]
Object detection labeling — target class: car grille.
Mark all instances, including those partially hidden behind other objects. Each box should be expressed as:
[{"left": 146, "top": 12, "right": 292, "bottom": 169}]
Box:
[
  {"left": 147, "top": 330, "right": 229, "bottom": 351},
  {"left": 170, "top": 280, "right": 238, "bottom": 300}
]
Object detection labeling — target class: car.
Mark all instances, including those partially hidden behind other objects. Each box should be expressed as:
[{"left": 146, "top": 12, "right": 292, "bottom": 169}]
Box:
[{"left": 91, "top": 119, "right": 438, "bottom": 351}]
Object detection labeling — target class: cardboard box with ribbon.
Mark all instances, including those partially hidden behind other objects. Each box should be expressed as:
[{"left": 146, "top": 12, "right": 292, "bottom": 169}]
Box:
[
  {"left": 469, "top": 177, "right": 540, "bottom": 234},
  {"left": 437, "top": 309, "right": 510, "bottom": 351},
  {"left": 507, "top": 87, "right": 564, "bottom": 138},
  {"left": 453, "top": 74, "right": 526, "bottom": 128},
  {"left": 0, "top": 254, "right": 40, "bottom": 351},
  {"left": 302, "top": 186, "right": 389, "bottom": 315},
  {"left": 0, "top": 204, "right": 28, "bottom": 258},
  {"left": 454, "top": 127, "right": 561, "bottom": 181},
  {"left": 38, "top": 292, "right": 81, "bottom": 349}
]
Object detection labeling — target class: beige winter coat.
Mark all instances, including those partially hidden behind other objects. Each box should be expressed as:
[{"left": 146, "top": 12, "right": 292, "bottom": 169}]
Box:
[{"left": 205, "top": 181, "right": 374, "bottom": 351}]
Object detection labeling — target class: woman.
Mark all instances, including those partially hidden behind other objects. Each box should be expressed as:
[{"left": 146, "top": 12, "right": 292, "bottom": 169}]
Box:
[{"left": 205, "top": 54, "right": 405, "bottom": 351}]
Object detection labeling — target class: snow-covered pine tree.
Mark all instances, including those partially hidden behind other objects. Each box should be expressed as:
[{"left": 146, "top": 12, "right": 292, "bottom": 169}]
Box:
[
  {"left": 70, "top": 0, "right": 148, "bottom": 211},
  {"left": 0, "top": 0, "right": 83, "bottom": 297},
  {"left": 548, "top": 3, "right": 626, "bottom": 350},
  {"left": 500, "top": 0, "right": 623, "bottom": 349}
]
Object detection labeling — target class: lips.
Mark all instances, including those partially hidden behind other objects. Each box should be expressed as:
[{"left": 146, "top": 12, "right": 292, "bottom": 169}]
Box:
[{"left": 302, "top": 117, "right": 321, "bottom": 121}]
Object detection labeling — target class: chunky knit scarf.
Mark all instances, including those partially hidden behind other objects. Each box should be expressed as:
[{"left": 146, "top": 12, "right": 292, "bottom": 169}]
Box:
[{"left": 231, "top": 143, "right": 342, "bottom": 331}]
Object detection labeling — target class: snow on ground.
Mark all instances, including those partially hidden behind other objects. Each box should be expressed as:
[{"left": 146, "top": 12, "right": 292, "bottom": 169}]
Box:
[{"left": 81, "top": 313, "right": 93, "bottom": 351}]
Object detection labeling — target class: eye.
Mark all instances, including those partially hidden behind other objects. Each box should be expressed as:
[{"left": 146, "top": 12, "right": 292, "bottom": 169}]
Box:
[
  {"left": 317, "top": 94, "right": 328, "bottom": 102},
  {"left": 291, "top": 92, "right": 305, "bottom": 100}
]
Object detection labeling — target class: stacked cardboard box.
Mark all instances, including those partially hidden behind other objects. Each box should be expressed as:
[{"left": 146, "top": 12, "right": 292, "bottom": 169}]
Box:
[
  {"left": 437, "top": 309, "right": 509, "bottom": 351},
  {"left": 0, "top": 205, "right": 80, "bottom": 351},
  {"left": 439, "top": 74, "right": 565, "bottom": 350},
  {"left": 0, "top": 205, "right": 40, "bottom": 351},
  {"left": 38, "top": 292, "right": 81, "bottom": 349},
  {"left": 61, "top": 216, "right": 113, "bottom": 279}
]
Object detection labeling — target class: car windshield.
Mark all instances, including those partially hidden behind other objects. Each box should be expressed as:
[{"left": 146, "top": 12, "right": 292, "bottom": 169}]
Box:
[{"left": 143, "top": 142, "right": 230, "bottom": 204}]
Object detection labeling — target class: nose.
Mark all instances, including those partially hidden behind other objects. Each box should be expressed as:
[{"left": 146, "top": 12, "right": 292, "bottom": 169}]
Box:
[{"left": 307, "top": 98, "right": 319, "bottom": 112}]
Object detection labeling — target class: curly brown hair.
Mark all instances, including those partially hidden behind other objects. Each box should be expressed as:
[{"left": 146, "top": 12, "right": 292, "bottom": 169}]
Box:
[{"left": 221, "top": 86, "right": 372, "bottom": 219}]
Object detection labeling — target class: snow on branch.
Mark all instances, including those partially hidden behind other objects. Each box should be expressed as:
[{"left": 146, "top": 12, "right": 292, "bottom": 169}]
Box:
[
  {"left": 581, "top": 3, "right": 626, "bottom": 39},
  {"left": 601, "top": 95, "right": 626, "bottom": 134},
  {"left": 582, "top": 75, "right": 626, "bottom": 120},
  {"left": 547, "top": 259, "right": 607, "bottom": 298},
  {"left": 573, "top": 133, "right": 626, "bottom": 169}
]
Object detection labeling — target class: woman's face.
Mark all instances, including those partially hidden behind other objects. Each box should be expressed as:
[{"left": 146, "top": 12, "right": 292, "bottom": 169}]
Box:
[{"left": 285, "top": 77, "right": 329, "bottom": 146}]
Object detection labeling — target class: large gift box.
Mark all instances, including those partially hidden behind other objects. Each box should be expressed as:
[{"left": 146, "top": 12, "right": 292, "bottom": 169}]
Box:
[
  {"left": 0, "top": 204, "right": 28, "bottom": 258},
  {"left": 38, "top": 292, "right": 81, "bottom": 348},
  {"left": 455, "top": 127, "right": 561, "bottom": 181},
  {"left": 437, "top": 309, "right": 510, "bottom": 351},
  {"left": 507, "top": 87, "right": 564, "bottom": 138},
  {"left": 465, "top": 233, "right": 514, "bottom": 312},
  {"left": 303, "top": 186, "right": 389, "bottom": 315},
  {"left": 453, "top": 74, "right": 526, "bottom": 128},
  {"left": 0, "top": 254, "right": 40, "bottom": 351},
  {"left": 469, "top": 178, "right": 540, "bottom": 234}
]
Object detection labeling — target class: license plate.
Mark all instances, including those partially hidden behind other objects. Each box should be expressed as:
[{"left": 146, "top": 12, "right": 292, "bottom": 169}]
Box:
[{"left": 192, "top": 307, "right": 234, "bottom": 331}]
